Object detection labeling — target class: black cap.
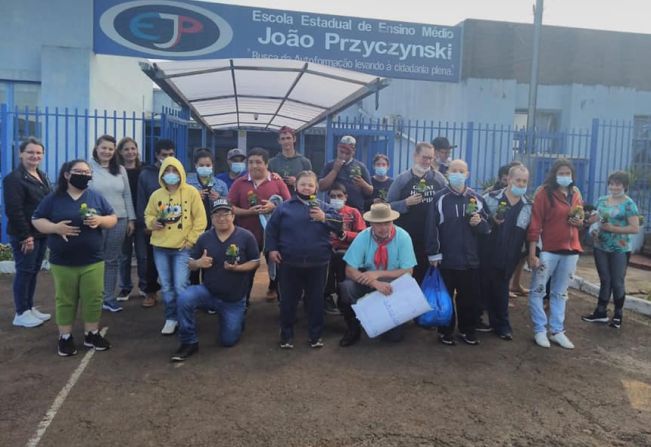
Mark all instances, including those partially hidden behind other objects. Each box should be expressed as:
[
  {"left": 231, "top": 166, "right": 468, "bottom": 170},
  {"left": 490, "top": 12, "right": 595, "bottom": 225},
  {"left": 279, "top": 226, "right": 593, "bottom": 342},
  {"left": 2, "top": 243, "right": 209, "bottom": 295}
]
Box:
[
  {"left": 431, "top": 136, "right": 457, "bottom": 150},
  {"left": 210, "top": 198, "right": 232, "bottom": 214}
]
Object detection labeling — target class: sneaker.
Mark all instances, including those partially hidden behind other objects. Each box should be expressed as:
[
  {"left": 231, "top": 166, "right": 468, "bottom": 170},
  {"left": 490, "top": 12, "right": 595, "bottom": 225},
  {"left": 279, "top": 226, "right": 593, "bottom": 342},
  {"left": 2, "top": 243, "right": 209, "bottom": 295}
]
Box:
[
  {"left": 206, "top": 308, "right": 218, "bottom": 315},
  {"left": 498, "top": 332, "right": 513, "bottom": 341},
  {"left": 581, "top": 310, "right": 608, "bottom": 323},
  {"left": 310, "top": 338, "right": 324, "bottom": 349},
  {"left": 58, "top": 336, "right": 77, "bottom": 357},
  {"left": 161, "top": 320, "right": 178, "bottom": 335},
  {"left": 279, "top": 339, "right": 294, "bottom": 349},
  {"left": 609, "top": 314, "right": 622, "bottom": 329},
  {"left": 171, "top": 343, "right": 198, "bottom": 362},
  {"left": 30, "top": 307, "right": 51, "bottom": 321},
  {"left": 84, "top": 331, "right": 111, "bottom": 351},
  {"left": 534, "top": 332, "right": 551, "bottom": 348},
  {"left": 339, "top": 328, "right": 361, "bottom": 347},
  {"left": 476, "top": 321, "right": 493, "bottom": 333},
  {"left": 102, "top": 302, "right": 123, "bottom": 313},
  {"left": 438, "top": 333, "right": 456, "bottom": 346},
  {"left": 116, "top": 289, "right": 131, "bottom": 302},
  {"left": 549, "top": 332, "right": 575, "bottom": 349},
  {"left": 459, "top": 333, "right": 480, "bottom": 345},
  {"left": 141, "top": 293, "right": 157, "bottom": 308},
  {"left": 324, "top": 294, "right": 341, "bottom": 315},
  {"left": 13, "top": 310, "right": 44, "bottom": 328}
]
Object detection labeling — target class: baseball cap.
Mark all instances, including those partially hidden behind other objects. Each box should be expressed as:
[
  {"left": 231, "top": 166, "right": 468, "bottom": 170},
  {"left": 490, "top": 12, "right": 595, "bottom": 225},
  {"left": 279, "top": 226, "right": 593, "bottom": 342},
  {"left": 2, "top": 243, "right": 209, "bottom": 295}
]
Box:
[
  {"left": 431, "top": 136, "right": 457, "bottom": 150},
  {"left": 339, "top": 135, "right": 356, "bottom": 146},
  {"left": 227, "top": 148, "right": 246, "bottom": 160},
  {"left": 211, "top": 199, "right": 232, "bottom": 214}
]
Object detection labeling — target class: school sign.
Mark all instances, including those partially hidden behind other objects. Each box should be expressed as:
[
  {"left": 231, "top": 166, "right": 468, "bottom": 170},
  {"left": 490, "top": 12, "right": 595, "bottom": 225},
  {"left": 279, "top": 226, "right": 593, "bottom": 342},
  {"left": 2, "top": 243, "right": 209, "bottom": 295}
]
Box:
[{"left": 93, "top": 0, "right": 462, "bottom": 82}]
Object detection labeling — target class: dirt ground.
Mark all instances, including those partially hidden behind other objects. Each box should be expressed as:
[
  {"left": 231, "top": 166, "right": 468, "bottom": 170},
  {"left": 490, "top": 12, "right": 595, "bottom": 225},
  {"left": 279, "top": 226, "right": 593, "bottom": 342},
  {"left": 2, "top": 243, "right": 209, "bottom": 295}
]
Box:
[{"left": 1, "top": 267, "right": 650, "bottom": 447}]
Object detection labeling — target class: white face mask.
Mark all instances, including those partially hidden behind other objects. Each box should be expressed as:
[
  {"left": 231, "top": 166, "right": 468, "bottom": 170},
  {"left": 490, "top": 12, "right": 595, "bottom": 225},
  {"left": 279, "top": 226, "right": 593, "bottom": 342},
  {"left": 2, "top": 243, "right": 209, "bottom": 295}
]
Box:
[
  {"left": 412, "top": 164, "right": 429, "bottom": 176},
  {"left": 329, "top": 199, "right": 345, "bottom": 210}
]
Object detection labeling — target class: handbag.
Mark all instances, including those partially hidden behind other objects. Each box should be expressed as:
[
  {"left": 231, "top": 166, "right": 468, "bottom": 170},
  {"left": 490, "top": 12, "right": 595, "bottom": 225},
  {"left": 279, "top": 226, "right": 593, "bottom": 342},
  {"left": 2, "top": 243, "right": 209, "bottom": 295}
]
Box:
[{"left": 416, "top": 267, "right": 453, "bottom": 327}]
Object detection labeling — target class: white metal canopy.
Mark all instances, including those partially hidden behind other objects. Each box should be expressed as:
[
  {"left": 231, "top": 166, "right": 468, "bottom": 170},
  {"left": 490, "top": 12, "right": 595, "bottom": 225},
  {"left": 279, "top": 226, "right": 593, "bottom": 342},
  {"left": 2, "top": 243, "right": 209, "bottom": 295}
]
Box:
[{"left": 141, "top": 58, "right": 389, "bottom": 132}]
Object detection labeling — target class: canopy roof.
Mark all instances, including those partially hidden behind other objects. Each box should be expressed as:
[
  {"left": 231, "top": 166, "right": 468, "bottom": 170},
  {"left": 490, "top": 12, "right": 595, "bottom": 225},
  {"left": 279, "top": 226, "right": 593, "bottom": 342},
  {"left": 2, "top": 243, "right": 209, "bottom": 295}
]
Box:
[{"left": 141, "top": 58, "right": 389, "bottom": 132}]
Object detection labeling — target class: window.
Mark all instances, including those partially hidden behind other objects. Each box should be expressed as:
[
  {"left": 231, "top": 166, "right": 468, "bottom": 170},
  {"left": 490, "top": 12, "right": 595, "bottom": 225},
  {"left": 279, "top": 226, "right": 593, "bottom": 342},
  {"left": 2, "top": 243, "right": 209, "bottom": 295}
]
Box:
[{"left": 513, "top": 109, "right": 562, "bottom": 154}]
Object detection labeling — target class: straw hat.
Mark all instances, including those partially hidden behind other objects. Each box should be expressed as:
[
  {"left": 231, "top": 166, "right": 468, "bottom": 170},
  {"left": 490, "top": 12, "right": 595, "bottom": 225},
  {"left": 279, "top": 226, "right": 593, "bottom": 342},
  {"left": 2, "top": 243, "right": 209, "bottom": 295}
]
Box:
[{"left": 363, "top": 203, "right": 400, "bottom": 223}]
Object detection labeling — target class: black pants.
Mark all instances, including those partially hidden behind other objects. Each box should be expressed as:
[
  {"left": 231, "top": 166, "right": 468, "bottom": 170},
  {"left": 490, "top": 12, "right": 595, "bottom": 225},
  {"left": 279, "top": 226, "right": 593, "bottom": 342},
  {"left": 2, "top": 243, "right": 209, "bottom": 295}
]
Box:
[
  {"left": 143, "top": 233, "right": 161, "bottom": 294},
  {"left": 325, "top": 251, "right": 346, "bottom": 297},
  {"left": 481, "top": 268, "right": 511, "bottom": 335},
  {"left": 279, "top": 263, "right": 328, "bottom": 342},
  {"left": 439, "top": 268, "right": 480, "bottom": 337},
  {"left": 338, "top": 279, "right": 404, "bottom": 342},
  {"left": 412, "top": 248, "right": 430, "bottom": 286}
]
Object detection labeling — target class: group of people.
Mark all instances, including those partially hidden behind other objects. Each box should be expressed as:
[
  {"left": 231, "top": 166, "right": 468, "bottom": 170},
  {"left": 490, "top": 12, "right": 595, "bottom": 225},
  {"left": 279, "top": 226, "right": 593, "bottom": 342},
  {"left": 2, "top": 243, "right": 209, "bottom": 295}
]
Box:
[{"left": 2, "top": 127, "right": 640, "bottom": 360}]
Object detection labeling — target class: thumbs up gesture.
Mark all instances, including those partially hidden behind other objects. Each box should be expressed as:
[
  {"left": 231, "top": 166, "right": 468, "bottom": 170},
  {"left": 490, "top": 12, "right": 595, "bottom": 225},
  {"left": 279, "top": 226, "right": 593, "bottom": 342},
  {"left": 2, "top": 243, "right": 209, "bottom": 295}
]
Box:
[{"left": 196, "top": 249, "right": 213, "bottom": 269}]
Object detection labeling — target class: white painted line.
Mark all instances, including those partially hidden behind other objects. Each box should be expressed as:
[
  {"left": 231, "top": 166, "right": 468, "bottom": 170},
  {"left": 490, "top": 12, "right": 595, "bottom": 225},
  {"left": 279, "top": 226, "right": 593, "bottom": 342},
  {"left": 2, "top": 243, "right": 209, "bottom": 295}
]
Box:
[{"left": 25, "top": 327, "right": 109, "bottom": 447}]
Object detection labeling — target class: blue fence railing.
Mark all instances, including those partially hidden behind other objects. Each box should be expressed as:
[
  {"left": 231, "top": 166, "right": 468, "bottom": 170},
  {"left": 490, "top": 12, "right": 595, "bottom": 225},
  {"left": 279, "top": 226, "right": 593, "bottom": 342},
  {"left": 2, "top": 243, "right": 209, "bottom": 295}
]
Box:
[
  {"left": 326, "top": 117, "right": 650, "bottom": 230},
  {"left": 1, "top": 106, "right": 650, "bottom": 243},
  {"left": 0, "top": 104, "right": 191, "bottom": 242}
]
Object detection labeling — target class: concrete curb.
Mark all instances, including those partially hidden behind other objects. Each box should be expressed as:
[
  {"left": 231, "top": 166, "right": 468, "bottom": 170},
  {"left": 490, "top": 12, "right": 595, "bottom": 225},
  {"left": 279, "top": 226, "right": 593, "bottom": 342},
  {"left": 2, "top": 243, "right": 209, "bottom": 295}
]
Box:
[{"left": 570, "top": 275, "right": 651, "bottom": 317}]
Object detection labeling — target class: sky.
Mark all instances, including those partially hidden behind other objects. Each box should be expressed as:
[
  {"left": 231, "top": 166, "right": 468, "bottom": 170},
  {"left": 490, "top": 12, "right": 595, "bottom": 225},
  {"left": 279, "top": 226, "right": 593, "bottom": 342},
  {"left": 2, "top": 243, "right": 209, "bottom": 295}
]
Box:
[{"left": 204, "top": 0, "right": 650, "bottom": 35}]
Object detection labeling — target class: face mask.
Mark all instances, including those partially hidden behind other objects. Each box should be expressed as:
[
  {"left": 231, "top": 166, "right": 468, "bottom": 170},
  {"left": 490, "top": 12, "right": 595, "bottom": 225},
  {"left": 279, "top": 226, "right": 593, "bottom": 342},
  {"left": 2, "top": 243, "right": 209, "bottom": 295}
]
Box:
[
  {"left": 69, "top": 173, "right": 92, "bottom": 190},
  {"left": 330, "top": 199, "right": 345, "bottom": 210},
  {"left": 448, "top": 172, "right": 466, "bottom": 189},
  {"left": 196, "top": 166, "right": 212, "bottom": 177},
  {"left": 231, "top": 162, "right": 245, "bottom": 174},
  {"left": 162, "top": 173, "right": 180, "bottom": 185},
  {"left": 412, "top": 164, "right": 429, "bottom": 176},
  {"left": 510, "top": 185, "right": 527, "bottom": 197},
  {"left": 374, "top": 167, "right": 388, "bottom": 177},
  {"left": 556, "top": 175, "right": 572, "bottom": 187}
]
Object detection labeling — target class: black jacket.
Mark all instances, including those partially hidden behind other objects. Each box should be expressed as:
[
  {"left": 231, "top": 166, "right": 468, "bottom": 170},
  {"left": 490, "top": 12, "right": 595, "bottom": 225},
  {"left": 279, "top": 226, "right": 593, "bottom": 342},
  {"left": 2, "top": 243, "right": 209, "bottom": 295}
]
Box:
[
  {"left": 424, "top": 186, "right": 491, "bottom": 270},
  {"left": 2, "top": 165, "right": 52, "bottom": 240}
]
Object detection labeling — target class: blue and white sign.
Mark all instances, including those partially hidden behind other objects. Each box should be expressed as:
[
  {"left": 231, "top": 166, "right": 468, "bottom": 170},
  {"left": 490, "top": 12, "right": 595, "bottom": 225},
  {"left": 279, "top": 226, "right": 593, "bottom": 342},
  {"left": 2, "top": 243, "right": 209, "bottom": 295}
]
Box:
[{"left": 94, "top": 0, "right": 461, "bottom": 82}]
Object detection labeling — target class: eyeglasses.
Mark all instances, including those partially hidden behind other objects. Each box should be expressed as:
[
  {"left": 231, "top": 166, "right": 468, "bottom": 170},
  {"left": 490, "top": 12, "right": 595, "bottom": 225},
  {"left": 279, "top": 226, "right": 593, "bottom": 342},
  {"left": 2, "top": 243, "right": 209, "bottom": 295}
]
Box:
[
  {"left": 213, "top": 212, "right": 232, "bottom": 219},
  {"left": 70, "top": 169, "right": 92, "bottom": 175}
]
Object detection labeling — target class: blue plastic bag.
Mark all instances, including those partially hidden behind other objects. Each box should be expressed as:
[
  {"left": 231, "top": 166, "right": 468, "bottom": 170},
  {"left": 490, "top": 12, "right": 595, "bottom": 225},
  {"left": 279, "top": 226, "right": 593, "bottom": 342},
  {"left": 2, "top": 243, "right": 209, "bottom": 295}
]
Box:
[{"left": 416, "top": 267, "right": 453, "bottom": 327}]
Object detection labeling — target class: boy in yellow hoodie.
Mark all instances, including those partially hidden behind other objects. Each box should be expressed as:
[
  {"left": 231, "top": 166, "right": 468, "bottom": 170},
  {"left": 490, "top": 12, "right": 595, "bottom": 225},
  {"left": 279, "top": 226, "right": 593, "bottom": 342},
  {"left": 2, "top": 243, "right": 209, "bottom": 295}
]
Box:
[{"left": 145, "top": 157, "right": 207, "bottom": 335}]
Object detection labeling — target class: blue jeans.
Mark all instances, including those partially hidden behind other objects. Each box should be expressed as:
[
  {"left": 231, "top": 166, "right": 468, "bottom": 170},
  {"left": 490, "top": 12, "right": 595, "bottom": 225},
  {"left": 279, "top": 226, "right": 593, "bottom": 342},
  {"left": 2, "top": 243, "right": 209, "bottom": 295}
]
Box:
[
  {"left": 528, "top": 251, "right": 578, "bottom": 335},
  {"left": 178, "top": 284, "right": 246, "bottom": 346},
  {"left": 9, "top": 236, "right": 47, "bottom": 314},
  {"left": 153, "top": 247, "right": 190, "bottom": 322},
  {"left": 118, "top": 223, "right": 147, "bottom": 293}
]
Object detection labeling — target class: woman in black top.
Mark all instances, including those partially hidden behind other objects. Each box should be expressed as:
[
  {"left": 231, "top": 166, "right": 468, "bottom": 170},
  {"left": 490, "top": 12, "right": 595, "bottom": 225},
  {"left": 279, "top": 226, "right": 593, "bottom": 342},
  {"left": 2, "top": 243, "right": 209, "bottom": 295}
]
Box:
[
  {"left": 116, "top": 137, "right": 146, "bottom": 301},
  {"left": 2, "top": 137, "right": 52, "bottom": 328}
]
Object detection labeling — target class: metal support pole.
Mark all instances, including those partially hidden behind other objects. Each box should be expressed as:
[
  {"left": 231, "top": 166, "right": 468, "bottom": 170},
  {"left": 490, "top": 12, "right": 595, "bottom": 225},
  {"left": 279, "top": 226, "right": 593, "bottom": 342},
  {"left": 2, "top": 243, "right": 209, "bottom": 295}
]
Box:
[{"left": 526, "top": 0, "right": 544, "bottom": 153}]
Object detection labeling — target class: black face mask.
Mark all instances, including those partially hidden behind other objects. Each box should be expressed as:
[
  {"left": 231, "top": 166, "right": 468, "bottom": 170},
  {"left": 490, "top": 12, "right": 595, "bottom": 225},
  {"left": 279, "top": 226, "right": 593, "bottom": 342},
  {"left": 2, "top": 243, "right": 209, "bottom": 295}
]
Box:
[
  {"left": 296, "top": 192, "right": 312, "bottom": 201},
  {"left": 69, "top": 173, "right": 92, "bottom": 190}
]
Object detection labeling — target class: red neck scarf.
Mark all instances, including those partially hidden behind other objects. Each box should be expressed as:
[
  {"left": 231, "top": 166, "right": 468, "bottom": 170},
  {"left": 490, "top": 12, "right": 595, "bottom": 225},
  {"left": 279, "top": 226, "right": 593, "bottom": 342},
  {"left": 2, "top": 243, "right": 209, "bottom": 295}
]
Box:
[{"left": 372, "top": 226, "right": 396, "bottom": 270}]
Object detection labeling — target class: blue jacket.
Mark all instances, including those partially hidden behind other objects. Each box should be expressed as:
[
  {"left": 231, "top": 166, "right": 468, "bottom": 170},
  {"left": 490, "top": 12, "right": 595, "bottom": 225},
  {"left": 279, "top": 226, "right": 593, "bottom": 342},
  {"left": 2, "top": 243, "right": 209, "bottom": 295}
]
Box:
[
  {"left": 265, "top": 197, "right": 342, "bottom": 266},
  {"left": 136, "top": 164, "right": 161, "bottom": 224},
  {"left": 425, "top": 186, "right": 490, "bottom": 270}
]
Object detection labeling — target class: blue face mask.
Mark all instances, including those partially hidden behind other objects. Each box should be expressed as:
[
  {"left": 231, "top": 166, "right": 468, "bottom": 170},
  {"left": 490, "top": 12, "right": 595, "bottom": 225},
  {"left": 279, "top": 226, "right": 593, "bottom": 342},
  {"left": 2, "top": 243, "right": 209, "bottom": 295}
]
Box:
[
  {"left": 329, "top": 199, "right": 345, "bottom": 210},
  {"left": 374, "top": 167, "right": 388, "bottom": 177},
  {"left": 448, "top": 172, "right": 466, "bottom": 189},
  {"left": 196, "top": 166, "right": 212, "bottom": 177},
  {"left": 510, "top": 185, "right": 527, "bottom": 197},
  {"left": 162, "top": 173, "right": 180, "bottom": 185},
  {"left": 556, "top": 175, "right": 572, "bottom": 187},
  {"left": 231, "top": 162, "right": 246, "bottom": 174}
]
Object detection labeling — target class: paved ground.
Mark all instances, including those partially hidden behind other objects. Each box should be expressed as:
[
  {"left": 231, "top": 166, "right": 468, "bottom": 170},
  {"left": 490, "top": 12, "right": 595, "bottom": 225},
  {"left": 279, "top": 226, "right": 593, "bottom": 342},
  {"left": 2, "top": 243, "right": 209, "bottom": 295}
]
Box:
[
  {"left": 1, "top": 266, "right": 650, "bottom": 447},
  {"left": 576, "top": 253, "right": 651, "bottom": 300}
]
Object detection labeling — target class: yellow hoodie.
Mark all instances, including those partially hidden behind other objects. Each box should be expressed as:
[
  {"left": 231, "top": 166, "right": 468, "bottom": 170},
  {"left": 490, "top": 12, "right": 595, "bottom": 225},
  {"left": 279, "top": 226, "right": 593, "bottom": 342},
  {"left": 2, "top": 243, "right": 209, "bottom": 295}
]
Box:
[{"left": 144, "top": 157, "right": 207, "bottom": 249}]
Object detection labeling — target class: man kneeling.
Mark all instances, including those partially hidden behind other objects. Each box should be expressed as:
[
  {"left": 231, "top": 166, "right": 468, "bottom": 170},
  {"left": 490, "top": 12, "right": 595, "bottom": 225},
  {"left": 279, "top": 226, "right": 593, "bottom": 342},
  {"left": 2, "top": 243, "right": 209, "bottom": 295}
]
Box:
[
  {"left": 172, "top": 199, "right": 260, "bottom": 362},
  {"left": 339, "top": 203, "right": 417, "bottom": 347}
]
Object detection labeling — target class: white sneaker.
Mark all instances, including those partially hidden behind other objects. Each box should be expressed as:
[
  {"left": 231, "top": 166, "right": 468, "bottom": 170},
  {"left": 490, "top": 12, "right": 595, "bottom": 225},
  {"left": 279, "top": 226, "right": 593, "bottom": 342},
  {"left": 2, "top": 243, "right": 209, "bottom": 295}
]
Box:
[
  {"left": 534, "top": 332, "right": 550, "bottom": 348},
  {"left": 161, "top": 320, "right": 178, "bottom": 335},
  {"left": 549, "top": 332, "right": 575, "bottom": 349},
  {"left": 30, "top": 307, "right": 51, "bottom": 321},
  {"left": 13, "top": 311, "right": 44, "bottom": 328}
]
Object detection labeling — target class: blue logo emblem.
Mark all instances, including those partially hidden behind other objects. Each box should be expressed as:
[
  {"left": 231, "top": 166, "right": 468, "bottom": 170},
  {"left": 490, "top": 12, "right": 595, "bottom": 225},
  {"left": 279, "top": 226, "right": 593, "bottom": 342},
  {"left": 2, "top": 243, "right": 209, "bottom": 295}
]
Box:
[{"left": 99, "top": 1, "right": 233, "bottom": 57}]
